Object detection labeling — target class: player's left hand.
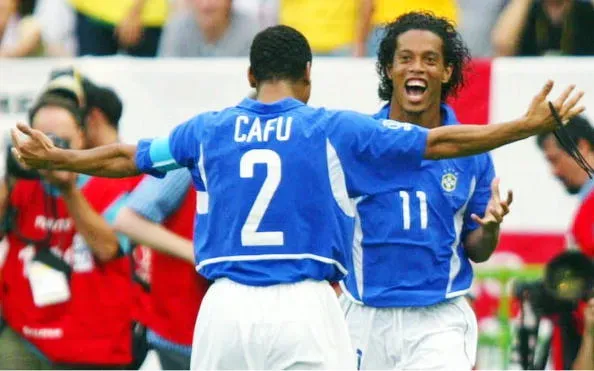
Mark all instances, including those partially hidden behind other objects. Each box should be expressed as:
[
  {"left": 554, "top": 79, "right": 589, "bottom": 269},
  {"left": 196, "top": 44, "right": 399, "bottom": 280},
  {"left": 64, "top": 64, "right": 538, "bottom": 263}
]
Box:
[
  {"left": 471, "top": 178, "right": 513, "bottom": 229},
  {"left": 11, "top": 122, "right": 59, "bottom": 170}
]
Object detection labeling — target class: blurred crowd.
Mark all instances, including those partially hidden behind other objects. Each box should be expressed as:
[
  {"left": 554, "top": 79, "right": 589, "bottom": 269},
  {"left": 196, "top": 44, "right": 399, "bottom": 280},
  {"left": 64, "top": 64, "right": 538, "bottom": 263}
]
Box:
[{"left": 1, "top": 0, "right": 594, "bottom": 59}]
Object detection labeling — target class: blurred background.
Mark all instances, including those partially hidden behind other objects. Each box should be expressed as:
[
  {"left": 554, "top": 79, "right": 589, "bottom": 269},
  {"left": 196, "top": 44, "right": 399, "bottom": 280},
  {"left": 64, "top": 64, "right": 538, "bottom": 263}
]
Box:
[{"left": 1, "top": 0, "right": 594, "bottom": 369}]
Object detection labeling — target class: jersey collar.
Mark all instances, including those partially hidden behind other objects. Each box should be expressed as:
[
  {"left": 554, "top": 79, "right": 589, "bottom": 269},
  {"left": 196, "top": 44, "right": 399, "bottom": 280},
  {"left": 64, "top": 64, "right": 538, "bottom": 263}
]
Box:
[
  {"left": 237, "top": 97, "right": 305, "bottom": 114},
  {"left": 374, "top": 103, "right": 459, "bottom": 126},
  {"left": 579, "top": 177, "right": 594, "bottom": 201}
]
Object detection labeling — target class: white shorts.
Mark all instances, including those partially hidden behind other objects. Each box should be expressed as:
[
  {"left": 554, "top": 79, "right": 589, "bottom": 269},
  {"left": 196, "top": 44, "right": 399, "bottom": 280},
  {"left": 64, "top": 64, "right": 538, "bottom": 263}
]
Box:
[
  {"left": 341, "top": 295, "right": 477, "bottom": 370},
  {"left": 191, "top": 278, "right": 357, "bottom": 370}
]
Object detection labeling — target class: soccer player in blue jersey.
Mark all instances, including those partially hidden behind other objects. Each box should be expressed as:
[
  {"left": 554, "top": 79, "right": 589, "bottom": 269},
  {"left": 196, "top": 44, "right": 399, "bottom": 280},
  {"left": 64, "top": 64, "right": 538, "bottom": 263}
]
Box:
[
  {"left": 10, "top": 25, "right": 584, "bottom": 370},
  {"left": 339, "top": 12, "right": 518, "bottom": 370}
]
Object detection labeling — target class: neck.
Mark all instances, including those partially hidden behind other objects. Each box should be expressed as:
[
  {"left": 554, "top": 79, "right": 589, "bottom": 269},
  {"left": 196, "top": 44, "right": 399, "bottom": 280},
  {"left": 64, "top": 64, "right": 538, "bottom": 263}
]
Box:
[
  {"left": 93, "top": 125, "right": 119, "bottom": 147},
  {"left": 388, "top": 98, "right": 443, "bottom": 129},
  {"left": 256, "top": 81, "right": 300, "bottom": 103},
  {"left": 201, "top": 17, "right": 231, "bottom": 44}
]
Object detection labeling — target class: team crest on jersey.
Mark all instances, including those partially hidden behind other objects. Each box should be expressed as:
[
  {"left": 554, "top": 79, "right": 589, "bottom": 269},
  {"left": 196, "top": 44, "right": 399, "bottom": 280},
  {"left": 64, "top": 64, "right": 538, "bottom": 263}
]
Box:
[{"left": 441, "top": 168, "right": 458, "bottom": 192}]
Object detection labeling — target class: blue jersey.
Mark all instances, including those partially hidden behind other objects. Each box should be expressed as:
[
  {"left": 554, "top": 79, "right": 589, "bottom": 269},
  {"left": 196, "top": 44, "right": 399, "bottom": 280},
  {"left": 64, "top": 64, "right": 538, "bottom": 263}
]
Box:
[
  {"left": 341, "top": 104, "right": 495, "bottom": 307},
  {"left": 135, "top": 98, "right": 429, "bottom": 286}
]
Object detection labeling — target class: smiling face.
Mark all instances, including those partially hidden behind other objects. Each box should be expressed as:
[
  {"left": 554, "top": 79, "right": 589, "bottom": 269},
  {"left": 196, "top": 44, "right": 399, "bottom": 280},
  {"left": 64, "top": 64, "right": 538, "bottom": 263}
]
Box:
[{"left": 387, "top": 29, "right": 453, "bottom": 115}]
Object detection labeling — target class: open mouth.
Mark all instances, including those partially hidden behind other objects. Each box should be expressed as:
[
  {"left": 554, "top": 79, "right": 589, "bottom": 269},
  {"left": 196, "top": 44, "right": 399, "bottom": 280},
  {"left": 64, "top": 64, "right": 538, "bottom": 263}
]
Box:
[{"left": 404, "top": 79, "right": 427, "bottom": 103}]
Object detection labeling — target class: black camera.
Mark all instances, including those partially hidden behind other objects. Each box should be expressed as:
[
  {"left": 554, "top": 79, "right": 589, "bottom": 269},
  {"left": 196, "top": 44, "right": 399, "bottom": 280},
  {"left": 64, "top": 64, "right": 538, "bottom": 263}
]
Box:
[
  {"left": 6, "top": 133, "right": 70, "bottom": 180},
  {"left": 514, "top": 251, "right": 594, "bottom": 315},
  {"left": 512, "top": 251, "right": 594, "bottom": 370}
]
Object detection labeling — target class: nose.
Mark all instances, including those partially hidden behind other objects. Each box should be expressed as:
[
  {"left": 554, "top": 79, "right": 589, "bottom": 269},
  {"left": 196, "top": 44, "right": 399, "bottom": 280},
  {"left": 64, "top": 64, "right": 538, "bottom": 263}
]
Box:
[{"left": 408, "top": 57, "right": 425, "bottom": 74}]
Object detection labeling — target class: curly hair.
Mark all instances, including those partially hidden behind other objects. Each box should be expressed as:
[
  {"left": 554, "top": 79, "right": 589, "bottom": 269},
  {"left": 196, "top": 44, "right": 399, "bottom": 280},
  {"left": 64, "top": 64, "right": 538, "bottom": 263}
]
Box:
[
  {"left": 250, "top": 25, "right": 312, "bottom": 84},
  {"left": 376, "top": 11, "right": 471, "bottom": 102}
]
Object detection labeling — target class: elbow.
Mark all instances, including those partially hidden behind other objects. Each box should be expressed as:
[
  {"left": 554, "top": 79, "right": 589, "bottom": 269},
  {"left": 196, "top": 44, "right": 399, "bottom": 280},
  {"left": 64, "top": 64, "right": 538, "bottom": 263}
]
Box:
[
  {"left": 93, "top": 242, "right": 120, "bottom": 263},
  {"left": 424, "top": 142, "right": 458, "bottom": 160}
]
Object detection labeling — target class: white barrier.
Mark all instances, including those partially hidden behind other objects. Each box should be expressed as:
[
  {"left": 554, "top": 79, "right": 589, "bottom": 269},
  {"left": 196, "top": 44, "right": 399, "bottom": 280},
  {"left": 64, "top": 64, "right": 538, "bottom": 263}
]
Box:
[{"left": 1, "top": 56, "right": 592, "bottom": 235}]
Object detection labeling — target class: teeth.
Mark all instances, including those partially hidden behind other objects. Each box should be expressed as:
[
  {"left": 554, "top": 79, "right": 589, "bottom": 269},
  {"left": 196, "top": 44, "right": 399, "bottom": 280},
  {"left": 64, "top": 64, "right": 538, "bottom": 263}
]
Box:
[{"left": 406, "top": 79, "right": 427, "bottom": 88}]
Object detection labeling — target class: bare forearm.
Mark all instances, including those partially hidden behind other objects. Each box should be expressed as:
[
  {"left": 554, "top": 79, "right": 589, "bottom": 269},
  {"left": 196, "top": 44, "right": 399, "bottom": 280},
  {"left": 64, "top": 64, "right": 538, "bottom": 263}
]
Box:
[
  {"left": 464, "top": 225, "right": 500, "bottom": 263},
  {"left": 52, "top": 144, "right": 140, "bottom": 177},
  {"left": 355, "top": 0, "right": 374, "bottom": 46},
  {"left": 491, "top": 0, "right": 533, "bottom": 56},
  {"left": 573, "top": 331, "right": 594, "bottom": 370},
  {"left": 61, "top": 186, "right": 119, "bottom": 262},
  {"left": 425, "top": 118, "right": 535, "bottom": 159},
  {"left": 115, "top": 208, "right": 194, "bottom": 264}
]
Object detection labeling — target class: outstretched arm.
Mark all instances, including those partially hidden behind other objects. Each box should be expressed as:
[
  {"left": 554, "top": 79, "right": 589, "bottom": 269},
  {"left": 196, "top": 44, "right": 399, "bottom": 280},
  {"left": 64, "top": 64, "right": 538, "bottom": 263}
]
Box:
[
  {"left": 11, "top": 123, "right": 139, "bottom": 178},
  {"left": 424, "top": 81, "right": 584, "bottom": 159}
]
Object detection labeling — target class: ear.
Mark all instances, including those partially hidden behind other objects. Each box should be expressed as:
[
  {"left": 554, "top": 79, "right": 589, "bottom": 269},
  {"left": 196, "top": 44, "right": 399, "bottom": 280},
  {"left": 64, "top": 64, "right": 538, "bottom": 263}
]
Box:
[
  {"left": 442, "top": 64, "right": 453, "bottom": 84},
  {"left": 304, "top": 61, "right": 312, "bottom": 85},
  {"left": 248, "top": 66, "right": 257, "bottom": 88}
]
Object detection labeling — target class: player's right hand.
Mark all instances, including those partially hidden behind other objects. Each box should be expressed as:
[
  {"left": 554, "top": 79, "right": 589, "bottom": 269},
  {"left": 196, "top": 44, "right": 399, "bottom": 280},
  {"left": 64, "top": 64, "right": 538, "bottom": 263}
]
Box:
[
  {"left": 523, "top": 81, "right": 585, "bottom": 132},
  {"left": 11, "top": 122, "right": 59, "bottom": 170}
]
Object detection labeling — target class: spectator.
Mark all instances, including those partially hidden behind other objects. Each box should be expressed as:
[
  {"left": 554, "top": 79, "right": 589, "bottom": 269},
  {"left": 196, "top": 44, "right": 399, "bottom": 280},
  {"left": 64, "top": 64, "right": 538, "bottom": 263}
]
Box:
[
  {"left": 115, "top": 169, "right": 209, "bottom": 370},
  {"left": 457, "top": 0, "right": 506, "bottom": 57},
  {"left": 537, "top": 115, "right": 594, "bottom": 370},
  {"left": 280, "top": 0, "right": 370, "bottom": 56},
  {"left": 0, "top": 73, "right": 144, "bottom": 369},
  {"left": 33, "top": 0, "right": 75, "bottom": 56},
  {"left": 233, "top": 0, "right": 278, "bottom": 30},
  {"left": 492, "top": 0, "right": 594, "bottom": 56},
  {"left": 0, "top": 90, "right": 141, "bottom": 368},
  {"left": 363, "top": 0, "right": 459, "bottom": 57},
  {"left": 69, "top": 0, "right": 167, "bottom": 57},
  {"left": 158, "top": 0, "right": 258, "bottom": 57},
  {"left": 0, "top": 0, "right": 43, "bottom": 57}
]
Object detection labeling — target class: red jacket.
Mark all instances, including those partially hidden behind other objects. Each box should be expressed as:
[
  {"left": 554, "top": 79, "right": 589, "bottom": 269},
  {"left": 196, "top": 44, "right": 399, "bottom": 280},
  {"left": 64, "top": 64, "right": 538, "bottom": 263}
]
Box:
[
  {"left": 132, "top": 187, "right": 209, "bottom": 346},
  {"left": 1, "top": 176, "right": 141, "bottom": 366}
]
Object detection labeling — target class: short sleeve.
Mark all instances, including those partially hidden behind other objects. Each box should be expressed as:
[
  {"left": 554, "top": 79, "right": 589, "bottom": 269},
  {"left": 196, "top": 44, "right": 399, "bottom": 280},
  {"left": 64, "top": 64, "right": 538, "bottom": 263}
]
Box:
[
  {"left": 125, "top": 169, "right": 193, "bottom": 223},
  {"left": 327, "top": 111, "right": 429, "bottom": 197},
  {"left": 135, "top": 116, "right": 203, "bottom": 178},
  {"left": 462, "top": 154, "right": 496, "bottom": 236}
]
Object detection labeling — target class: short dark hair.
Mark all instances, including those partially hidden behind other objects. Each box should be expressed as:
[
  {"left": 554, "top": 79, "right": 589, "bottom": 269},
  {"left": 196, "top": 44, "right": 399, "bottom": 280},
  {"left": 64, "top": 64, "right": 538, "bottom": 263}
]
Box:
[
  {"left": 249, "top": 25, "right": 312, "bottom": 84},
  {"left": 376, "top": 11, "right": 471, "bottom": 102},
  {"left": 83, "top": 79, "right": 123, "bottom": 129},
  {"left": 28, "top": 92, "right": 84, "bottom": 128},
  {"left": 536, "top": 115, "right": 594, "bottom": 152}
]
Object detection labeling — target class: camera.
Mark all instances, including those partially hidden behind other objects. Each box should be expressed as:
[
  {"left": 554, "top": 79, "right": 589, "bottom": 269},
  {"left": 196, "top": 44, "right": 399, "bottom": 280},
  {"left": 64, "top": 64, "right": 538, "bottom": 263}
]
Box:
[
  {"left": 512, "top": 251, "right": 594, "bottom": 370},
  {"left": 514, "top": 251, "right": 594, "bottom": 314},
  {"left": 6, "top": 133, "right": 70, "bottom": 180}
]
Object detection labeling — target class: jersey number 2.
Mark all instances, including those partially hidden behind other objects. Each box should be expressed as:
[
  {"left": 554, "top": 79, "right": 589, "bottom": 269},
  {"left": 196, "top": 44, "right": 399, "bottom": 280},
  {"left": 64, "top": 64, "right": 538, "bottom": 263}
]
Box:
[{"left": 240, "top": 149, "right": 284, "bottom": 246}]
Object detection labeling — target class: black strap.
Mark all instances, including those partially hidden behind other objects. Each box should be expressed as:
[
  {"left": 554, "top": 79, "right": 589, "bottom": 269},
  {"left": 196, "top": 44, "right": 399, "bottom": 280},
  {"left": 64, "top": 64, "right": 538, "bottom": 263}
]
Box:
[{"left": 548, "top": 102, "right": 594, "bottom": 179}]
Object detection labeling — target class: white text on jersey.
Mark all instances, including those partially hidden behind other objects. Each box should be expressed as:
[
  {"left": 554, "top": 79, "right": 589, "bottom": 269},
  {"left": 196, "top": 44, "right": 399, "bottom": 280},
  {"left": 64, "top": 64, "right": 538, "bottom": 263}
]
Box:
[{"left": 234, "top": 116, "right": 292, "bottom": 143}]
